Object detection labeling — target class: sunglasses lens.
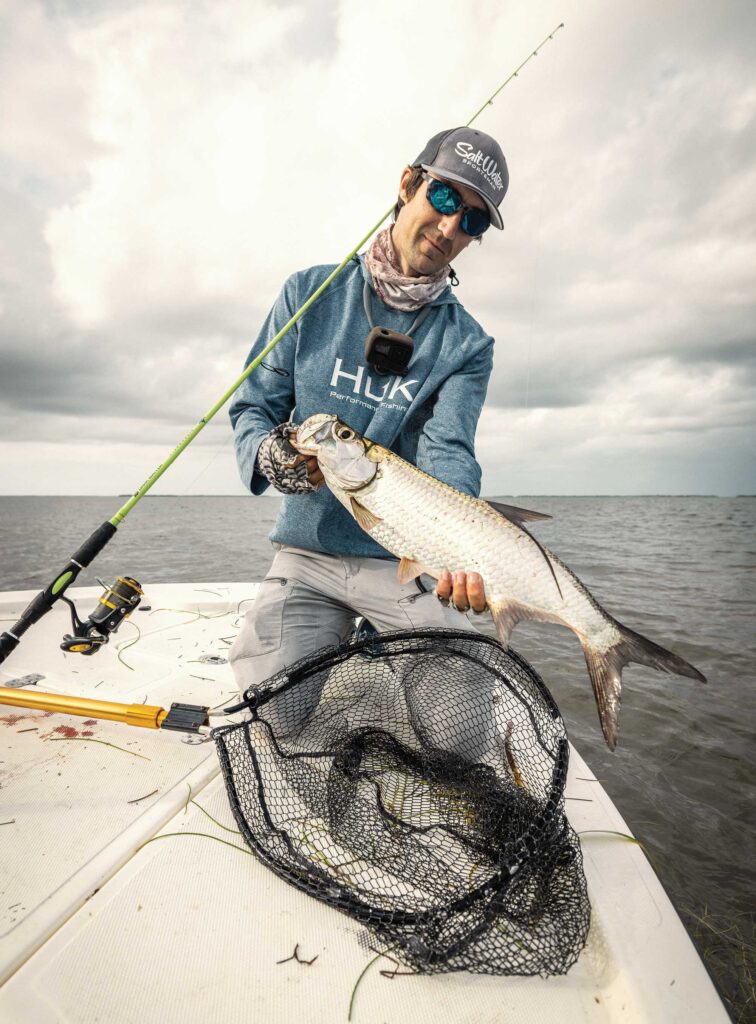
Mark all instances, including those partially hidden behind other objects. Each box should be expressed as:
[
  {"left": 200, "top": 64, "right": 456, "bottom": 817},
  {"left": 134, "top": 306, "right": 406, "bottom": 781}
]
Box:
[
  {"left": 461, "top": 209, "right": 489, "bottom": 237},
  {"left": 426, "top": 178, "right": 490, "bottom": 237},
  {"left": 427, "top": 180, "right": 461, "bottom": 215}
]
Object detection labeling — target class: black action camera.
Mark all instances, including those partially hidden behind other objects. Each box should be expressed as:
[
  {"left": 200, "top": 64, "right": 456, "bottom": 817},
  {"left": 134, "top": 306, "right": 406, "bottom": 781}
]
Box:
[{"left": 364, "top": 326, "right": 414, "bottom": 376}]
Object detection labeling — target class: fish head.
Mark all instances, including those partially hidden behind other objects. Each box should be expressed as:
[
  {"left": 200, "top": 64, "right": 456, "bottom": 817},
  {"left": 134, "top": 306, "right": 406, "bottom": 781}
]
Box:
[
  {"left": 293, "top": 414, "right": 379, "bottom": 492},
  {"left": 292, "top": 414, "right": 338, "bottom": 455}
]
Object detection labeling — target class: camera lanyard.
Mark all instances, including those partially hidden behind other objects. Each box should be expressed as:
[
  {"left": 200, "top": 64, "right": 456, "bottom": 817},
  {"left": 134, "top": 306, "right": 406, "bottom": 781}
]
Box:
[
  {"left": 362, "top": 282, "right": 436, "bottom": 376},
  {"left": 362, "top": 282, "right": 434, "bottom": 337}
]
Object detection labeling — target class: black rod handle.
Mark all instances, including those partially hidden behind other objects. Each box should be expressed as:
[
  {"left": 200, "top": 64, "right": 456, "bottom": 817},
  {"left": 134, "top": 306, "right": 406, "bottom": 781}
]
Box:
[{"left": 0, "top": 521, "right": 117, "bottom": 665}]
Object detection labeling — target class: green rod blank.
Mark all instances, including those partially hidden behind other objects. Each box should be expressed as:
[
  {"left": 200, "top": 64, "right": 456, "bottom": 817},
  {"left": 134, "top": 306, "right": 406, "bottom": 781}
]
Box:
[{"left": 465, "top": 23, "right": 565, "bottom": 126}]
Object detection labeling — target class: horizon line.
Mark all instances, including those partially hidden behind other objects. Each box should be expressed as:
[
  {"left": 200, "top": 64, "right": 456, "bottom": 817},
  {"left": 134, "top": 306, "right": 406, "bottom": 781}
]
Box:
[{"left": 1, "top": 493, "right": 750, "bottom": 499}]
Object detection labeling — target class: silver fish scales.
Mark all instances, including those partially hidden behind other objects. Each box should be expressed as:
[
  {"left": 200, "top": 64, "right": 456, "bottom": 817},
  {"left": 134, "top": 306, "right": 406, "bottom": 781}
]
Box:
[{"left": 294, "top": 413, "right": 705, "bottom": 749}]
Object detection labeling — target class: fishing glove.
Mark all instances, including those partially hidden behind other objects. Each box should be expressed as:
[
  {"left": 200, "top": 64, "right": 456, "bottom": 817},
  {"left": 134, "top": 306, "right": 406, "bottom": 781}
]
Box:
[{"left": 256, "top": 422, "right": 316, "bottom": 494}]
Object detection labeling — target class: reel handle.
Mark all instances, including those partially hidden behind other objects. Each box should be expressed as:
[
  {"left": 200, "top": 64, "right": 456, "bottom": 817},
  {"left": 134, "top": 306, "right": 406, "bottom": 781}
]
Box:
[{"left": 0, "top": 521, "right": 117, "bottom": 664}]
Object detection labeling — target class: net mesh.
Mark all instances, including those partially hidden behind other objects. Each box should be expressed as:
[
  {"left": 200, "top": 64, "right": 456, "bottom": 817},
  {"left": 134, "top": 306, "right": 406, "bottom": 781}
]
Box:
[{"left": 214, "top": 628, "right": 590, "bottom": 975}]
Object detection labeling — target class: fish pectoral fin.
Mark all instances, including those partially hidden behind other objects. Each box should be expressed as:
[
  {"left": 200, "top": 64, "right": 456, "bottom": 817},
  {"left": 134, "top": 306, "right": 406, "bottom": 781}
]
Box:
[
  {"left": 350, "top": 497, "right": 383, "bottom": 532},
  {"left": 397, "top": 556, "right": 430, "bottom": 585},
  {"left": 486, "top": 500, "right": 552, "bottom": 524}
]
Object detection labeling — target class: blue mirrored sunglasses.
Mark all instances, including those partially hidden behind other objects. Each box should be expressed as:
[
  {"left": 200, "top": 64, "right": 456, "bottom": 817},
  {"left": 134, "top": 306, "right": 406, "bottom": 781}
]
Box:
[{"left": 421, "top": 172, "right": 490, "bottom": 237}]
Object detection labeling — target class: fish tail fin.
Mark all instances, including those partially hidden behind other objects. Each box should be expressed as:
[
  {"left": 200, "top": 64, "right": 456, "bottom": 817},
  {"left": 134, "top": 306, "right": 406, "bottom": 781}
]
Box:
[
  {"left": 615, "top": 624, "right": 707, "bottom": 683},
  {"left": 582, "top": 624, "right": 706, "bottom": 751},
  {"left": 581, "top": 644, "right": 624, "bottom": 751}
]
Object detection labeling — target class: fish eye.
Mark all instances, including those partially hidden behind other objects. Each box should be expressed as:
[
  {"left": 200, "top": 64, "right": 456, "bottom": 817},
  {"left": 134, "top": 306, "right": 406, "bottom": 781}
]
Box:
[{"left": 335, "top": 426, "right": 355, "bottom": 441}]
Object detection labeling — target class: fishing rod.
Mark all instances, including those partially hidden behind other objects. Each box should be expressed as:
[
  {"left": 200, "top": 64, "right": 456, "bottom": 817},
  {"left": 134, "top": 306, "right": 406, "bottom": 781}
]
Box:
[{"left": 0, "top": 23, "right": 565, "bottom": 667}]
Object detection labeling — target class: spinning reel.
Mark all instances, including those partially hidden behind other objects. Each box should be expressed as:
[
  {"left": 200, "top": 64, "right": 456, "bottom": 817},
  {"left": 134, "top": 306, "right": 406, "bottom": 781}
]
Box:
[{"left": 60, "top": 576, "right": 143, "bottom": 655}]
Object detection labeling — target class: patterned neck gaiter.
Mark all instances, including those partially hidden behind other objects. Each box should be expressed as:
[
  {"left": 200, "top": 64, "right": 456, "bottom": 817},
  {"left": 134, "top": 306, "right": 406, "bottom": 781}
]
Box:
[{"left": 365, "top": 227, "right": 450, "bottom": 312}]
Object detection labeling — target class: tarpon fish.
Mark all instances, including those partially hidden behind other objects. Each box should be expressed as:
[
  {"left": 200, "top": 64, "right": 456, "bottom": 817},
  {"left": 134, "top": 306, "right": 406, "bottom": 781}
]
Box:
[{"left": 293, "top": 413, "right": 706, "bottom": 750}]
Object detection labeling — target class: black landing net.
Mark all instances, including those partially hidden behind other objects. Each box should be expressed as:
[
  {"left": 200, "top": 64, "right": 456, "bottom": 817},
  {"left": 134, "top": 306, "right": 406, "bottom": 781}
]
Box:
[{"left": 213, "top": 628, "right": 590, "bottom": 975}]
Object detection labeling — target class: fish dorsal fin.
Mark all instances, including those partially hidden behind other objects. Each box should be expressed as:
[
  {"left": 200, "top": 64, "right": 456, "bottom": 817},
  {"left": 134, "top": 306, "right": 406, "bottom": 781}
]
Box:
[
  {"left": 397, "top": 556, "right": 429, "bottom": 585},
  {"left": 486, "top": 500, "right": 552, "bottom": 525},
  {"left": 521, "top": 523, "right": 564, "bottom": 601},
  {"left": 350, "top": 497, "right": 383, "bottom": 532},
  {"left": 485, "top": 501, "right": 562, "bottom": 601}
]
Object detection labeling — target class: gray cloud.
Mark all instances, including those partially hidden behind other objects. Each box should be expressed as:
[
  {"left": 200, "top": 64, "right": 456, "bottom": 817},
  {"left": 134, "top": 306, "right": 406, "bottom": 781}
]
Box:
[{"left": 0, "top": 0, "right": 754, "bottom": 495}]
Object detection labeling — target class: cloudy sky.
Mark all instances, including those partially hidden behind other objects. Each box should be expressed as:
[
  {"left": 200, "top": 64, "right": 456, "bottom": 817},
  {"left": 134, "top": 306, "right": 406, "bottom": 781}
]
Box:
[{"left": 1, "top": 0, "right": 754, "bottom": 497}]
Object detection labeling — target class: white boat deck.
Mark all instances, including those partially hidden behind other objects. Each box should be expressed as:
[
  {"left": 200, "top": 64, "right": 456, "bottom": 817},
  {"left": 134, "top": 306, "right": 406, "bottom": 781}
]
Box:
[{"left": 0, "top": 583, "right": 727, "bottom": 1023}]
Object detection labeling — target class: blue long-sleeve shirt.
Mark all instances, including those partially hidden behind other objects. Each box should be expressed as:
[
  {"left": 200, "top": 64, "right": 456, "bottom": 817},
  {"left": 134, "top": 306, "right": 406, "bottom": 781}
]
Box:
[{"left": 230, "top": 255, "right": 494, "bottom": 559}]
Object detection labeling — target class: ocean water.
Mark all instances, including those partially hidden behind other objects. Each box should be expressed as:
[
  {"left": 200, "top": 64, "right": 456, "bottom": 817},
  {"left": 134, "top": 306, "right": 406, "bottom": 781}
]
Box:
[{"left": 1, "top": 493, "right": 753, "bottom": 1018}]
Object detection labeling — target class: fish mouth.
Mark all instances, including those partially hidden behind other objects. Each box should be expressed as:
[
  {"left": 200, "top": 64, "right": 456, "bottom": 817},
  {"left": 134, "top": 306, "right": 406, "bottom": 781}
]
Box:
[{"left": 292, "top": 413, "right": 337, "bottom": 455}]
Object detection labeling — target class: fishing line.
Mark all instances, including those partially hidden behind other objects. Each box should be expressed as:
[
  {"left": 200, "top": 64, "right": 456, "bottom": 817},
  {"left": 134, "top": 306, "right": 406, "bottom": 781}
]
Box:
[
  {"left": 523, "top": 28, "right": 561, "bottom": 416},
  {"left": 0, "top": 23, "right": 566, "bottom": 667},
  {"left": 173, "top": 425, "right": 235, "bottom": 497}
]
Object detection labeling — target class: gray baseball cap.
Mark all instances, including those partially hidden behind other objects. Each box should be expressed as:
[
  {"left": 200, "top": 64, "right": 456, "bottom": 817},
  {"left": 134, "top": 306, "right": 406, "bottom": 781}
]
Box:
[{"left": 413, "top": 127, "right": 508, "bottom": 230}]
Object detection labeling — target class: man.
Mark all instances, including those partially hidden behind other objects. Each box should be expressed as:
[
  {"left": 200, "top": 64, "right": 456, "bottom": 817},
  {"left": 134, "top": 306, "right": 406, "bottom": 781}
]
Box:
[{"left": 229, "top": 126, "right": 508, "bottom": 711}]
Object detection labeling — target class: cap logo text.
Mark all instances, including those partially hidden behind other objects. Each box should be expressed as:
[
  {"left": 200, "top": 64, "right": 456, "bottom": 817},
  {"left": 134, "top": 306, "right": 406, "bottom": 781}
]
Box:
[{"left": 454, "top": 141, "right": 505, "bottom": 192}]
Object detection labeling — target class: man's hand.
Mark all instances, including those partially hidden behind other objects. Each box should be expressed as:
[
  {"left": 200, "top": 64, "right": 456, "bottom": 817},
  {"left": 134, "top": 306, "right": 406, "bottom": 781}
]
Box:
[
  {"left": 435, "top": 570, "right": 488, "bottom": 614},
  {"left": 294, "top": 453, "right": 324, "bottom": 490},
  {"left": 256, "top": 423, "right": 324, "bottom": 494}
]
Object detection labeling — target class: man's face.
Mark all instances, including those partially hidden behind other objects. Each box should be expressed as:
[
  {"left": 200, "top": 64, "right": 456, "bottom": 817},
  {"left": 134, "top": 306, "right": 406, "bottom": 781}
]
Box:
[{"left": 391, "top": 167, "right": 487, "bottom": 277}]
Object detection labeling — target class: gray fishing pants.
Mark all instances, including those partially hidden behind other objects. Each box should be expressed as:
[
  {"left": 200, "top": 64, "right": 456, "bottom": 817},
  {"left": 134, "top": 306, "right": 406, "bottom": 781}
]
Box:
[{"left": 229, "top": 545, "right": 491, "bottom": 759}]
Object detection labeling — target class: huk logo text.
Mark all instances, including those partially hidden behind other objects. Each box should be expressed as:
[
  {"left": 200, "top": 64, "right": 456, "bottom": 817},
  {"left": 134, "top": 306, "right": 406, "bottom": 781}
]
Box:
[{"left": 330, "top": 358, "right": 418, "bottom": 404}]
